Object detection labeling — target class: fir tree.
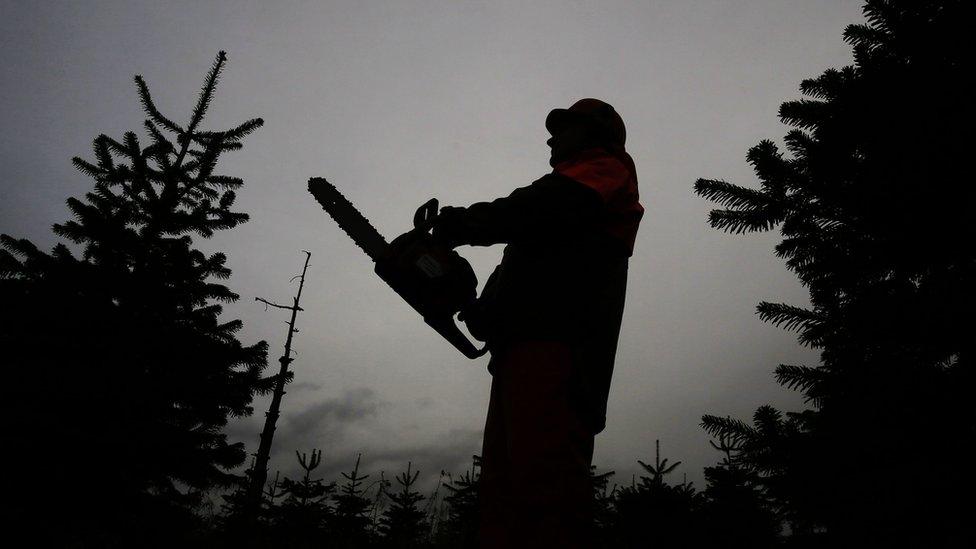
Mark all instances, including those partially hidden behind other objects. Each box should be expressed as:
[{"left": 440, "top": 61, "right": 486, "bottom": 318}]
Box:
[
  {"left": 262, "top": 470, "right": 287, "bottom": 523},
  {"left": 421, "top": 470, "right": 448, "bottom": 543},
  {"left": 700, "top": 436, "right": 779, "bottom": 547},
  {"left": 219, "top": 468, "right": 284, "bottom": 546},
  {"left": 636, "top": 440, "right": 681, "bottom": 489},
  {"left": 695, "top": 0, "right": 971, "bottom": 544},
  {"left": 2, "top": 51, "right": 269, "bottom": 545},
  {"left": 274, "top": 449, "right": 336, "bottom": 547},
  {"left": 331, "top": 454, "right": 376, "bottom": 547},
  {"left": 589, "top": 465, "right": 617, "bottom": 548},
  {"left": 379, "top": 462, "right": 429, "bottom": 548},
  {"left": 434, "top": 455, "right": 481, "bottom": 548},
  {"left": 611, "top": 441, "right": 703, "bottom": 548}
]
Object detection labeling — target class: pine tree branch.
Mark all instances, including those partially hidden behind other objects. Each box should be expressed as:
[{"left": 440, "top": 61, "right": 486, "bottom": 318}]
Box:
[
  {"left": 694, "top": 178, "right": 769, "bottom": 210},
  {"left": 752, "top": 405, "right": 783, "bottom": 435},
  {"left": 93, "top": 135, "right": 114, "bottom": 170},
  {"left": 207, "top": 175, "right": 244, "bottom": 189},
  {"left": 195, "top": 117, "right": 265, "bottom": 141},
  {"left": 707, "top": 207, "right": 781, "bottom": 234},
  {"left": 756, "top": 301, "right": 822, "bottom": 334},
  {"left": 798, "top": 68, "right": 850, "bottom": 101},
  {"left": 747, "top": 140, "right": 796, "bottom": 194},
  {"left": 701, "top": 414, "right": 756, "bottom": 443},
  {"left": 0, "top": 234, "right": 40, "bottom": 261},
  {"left": 779, "top": 99, "right": 830, "bottom": 131},
  {"left": 134, "top": 75, "right": 182, "bottom": 134},
  {"left": 774, "top": 364, "right": 826, "bottom": 393},
  {"left": 72, "top": 157, "right": 105, "bottom": 179},
  {"left": 186, "top": 51, "right": 227, "bottom": 134}
]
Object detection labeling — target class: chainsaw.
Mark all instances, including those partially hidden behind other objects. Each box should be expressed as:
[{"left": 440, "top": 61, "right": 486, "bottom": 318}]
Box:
[{"left": 308, "top": 177, "right": 488, "bottom": 359}]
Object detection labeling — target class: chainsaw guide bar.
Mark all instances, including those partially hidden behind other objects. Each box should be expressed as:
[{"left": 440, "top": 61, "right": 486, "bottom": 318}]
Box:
[
  {"left": 307, "top": 177, "right": 488, "bottom": 360},
  {"left": 308, "top": 177, "right": 389, "bottom": 262}
]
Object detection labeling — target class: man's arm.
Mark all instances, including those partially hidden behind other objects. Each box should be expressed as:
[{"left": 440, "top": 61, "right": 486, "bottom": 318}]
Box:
[{"left": 432, "top": 173, "right": 604, "bottom": 248}]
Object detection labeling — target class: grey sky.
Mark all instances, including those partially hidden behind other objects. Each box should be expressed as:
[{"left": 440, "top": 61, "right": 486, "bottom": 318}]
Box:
[{"left": 1, "top": 1, "right": 863, "bottom": 489}]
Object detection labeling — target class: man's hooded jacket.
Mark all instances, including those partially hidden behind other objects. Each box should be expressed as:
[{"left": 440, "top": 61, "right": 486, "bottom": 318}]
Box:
[{"left": 435, "top": 146, "right": 643, "bottom": 433}]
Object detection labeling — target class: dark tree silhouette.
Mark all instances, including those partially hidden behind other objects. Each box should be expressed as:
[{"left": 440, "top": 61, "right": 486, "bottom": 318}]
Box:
[
  {"left": 331, "top": 453, "right": 377, "bottom": 547},
  {"left": 2, "top": 51, "right": 269, "bottom": 545},
  {"left": 378, "top": 462, "right": 429, "bottom": 548},
  {"left": 610, "top": 441, "right": 702, "bottom": 548},
  {"left": 699, "top": 435, "right": 779, "bottom": 547},
  {"left": 695, "top": 0, "right": 972, "bottom": 545},
  {"left": 273, "top": 449, "right": 336, "bottom": 547},
  {"left": 432, "top": 455, "right": 481, "bottom": 547},
  {"left": 637, "top": 440, "right": 681, "bottom": 488},
  {"left": 247, "top": 251, "right": 312, "bottom": 516},
  {"left": 589, "top": 465, "right": 617, "bottom": 548}
]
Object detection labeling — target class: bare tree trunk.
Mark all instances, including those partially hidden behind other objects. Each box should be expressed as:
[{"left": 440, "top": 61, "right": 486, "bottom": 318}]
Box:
[{"left": 245, "top": 250, "right": 312, "bottom": 518}]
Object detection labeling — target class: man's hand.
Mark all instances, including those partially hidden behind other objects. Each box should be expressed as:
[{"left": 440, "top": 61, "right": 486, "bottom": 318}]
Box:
[{"left": 431, "top": 206, "right": 468, "bottom": 249}]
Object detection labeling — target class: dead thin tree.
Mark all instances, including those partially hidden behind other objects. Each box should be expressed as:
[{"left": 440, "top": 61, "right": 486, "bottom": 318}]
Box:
[{"left": 245, "top": 250, "right": 312, "bottom": 516}]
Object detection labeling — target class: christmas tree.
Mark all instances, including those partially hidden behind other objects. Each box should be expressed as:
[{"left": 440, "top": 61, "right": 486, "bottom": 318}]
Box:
[
  {"left": 331, "top": 454, "right": 377, "bottom": 547},
  {"left": 379, "top": 462, "right": 430, "bottom": 548},
  {"left": 695, "top": 0, "right": 971, "bottom": 544},
  {"left": 274, "top": 449, "right": 336, "bottom": 546},
  {"left": 2, "top": 51, "right": 269, "bottom": 545}
]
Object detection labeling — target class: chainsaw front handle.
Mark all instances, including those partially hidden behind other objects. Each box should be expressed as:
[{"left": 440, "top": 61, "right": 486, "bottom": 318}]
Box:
[{"left": 413, "top": 198, "right": 439, "bottom": 232}]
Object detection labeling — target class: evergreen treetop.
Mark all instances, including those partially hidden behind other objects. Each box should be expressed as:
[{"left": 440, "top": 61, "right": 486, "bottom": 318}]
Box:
[{"left": 379, "top": 462, "right": 429, "bottom": 547}]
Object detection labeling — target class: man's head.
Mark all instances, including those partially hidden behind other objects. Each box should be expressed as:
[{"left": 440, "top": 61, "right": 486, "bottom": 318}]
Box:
[{"left": 546, "top": 98, "right": 626, "bottom": 167}]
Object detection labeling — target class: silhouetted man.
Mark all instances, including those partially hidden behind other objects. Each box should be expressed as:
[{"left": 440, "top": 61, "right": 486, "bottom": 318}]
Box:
[{"left": 432, "top": 98, "right": 643, "bottom": 548}]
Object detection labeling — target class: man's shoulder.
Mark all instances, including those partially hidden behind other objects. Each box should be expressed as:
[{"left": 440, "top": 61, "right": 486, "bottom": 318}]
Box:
[
  {"left": 527, "top": 171, "right": 605, "bottom": 202},
  {"left": 554, "top": 149, "right": 630, "bottom": 181},
  {"left": 551, "top": 149, "right": 633, "bottom": 203}
]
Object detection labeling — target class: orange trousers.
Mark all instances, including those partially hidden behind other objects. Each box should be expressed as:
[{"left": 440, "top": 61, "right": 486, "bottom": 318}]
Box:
[{"left": 478, "top": 340, "right": 595, "bottom": 549}]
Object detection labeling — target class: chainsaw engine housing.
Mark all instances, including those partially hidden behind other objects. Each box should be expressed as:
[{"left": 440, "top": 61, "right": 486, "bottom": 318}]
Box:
[{"left": 374, "top": 199, "right": 487, "bottom": 359}]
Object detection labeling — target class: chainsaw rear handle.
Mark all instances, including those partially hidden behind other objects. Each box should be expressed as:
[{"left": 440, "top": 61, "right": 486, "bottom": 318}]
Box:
[{"left": 424, "top": 315, "right": 489, "bottom": 360}]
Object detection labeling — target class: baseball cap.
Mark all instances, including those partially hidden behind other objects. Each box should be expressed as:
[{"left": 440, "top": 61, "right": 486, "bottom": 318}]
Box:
[{"left": 545, "top": 98, "right": 626, "bottom": 148}]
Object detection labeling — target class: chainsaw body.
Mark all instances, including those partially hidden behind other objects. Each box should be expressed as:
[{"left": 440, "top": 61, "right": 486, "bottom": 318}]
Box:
[
  {"left": 375, "top": 199, "right": 488, "bottom": 359},
  {"left": 308, "top": 178, "right": 487, "bottom": 359}
]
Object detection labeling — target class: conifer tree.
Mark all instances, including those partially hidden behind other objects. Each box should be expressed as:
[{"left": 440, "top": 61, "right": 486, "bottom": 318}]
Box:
[
  {"left": 420, "top": 470, "right": 448, "bottom": 542},
  {"left": 695, "top": 0, "right": 971, "bottom": 544},
  {"left": 331, "top": 454, "right": 376, "bottom": 547},
  {"left": 274, "top": 449, "right": 336, "bottom": 546},
  {"left": 379, "top": 462, "right": 429, "bottom": 548},
  {"left": 700, "top": 436, "right": 779, "bottom": 547},
  {"left": 220, "top": 468, "right": 285, "bottom": 545},
  {"left": 2, "top": 51, "right": 269, "bottom": 544},
  {"left": 611, "top": 441, "right": 702, "bottom": 547},
  {"left": 435, "top": 455, "right": 481, "bottom": 547},
  {"left": 636, "top": 440, "right": 681, "bottom": 489},
  {"left": 589, "top": 465, "right": 617, "bottom": 548}
]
